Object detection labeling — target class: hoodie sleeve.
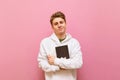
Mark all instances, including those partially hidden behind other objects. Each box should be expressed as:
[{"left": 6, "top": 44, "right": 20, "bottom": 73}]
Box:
[
  {"left": 54, "top": 40, "right": 83, "bottom": 69},
  {"left": 37, "top": 42, "right": 60, "bottom": 72}
]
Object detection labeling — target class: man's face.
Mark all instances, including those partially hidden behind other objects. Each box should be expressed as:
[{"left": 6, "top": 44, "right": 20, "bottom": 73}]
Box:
[{"left": 52, "top": 17, "right": 66, "bottom": 35}]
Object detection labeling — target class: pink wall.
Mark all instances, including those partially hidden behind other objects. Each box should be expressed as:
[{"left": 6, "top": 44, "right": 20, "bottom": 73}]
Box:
[{"left": 0, "top": 0, "right": 120, "bottom": 80}]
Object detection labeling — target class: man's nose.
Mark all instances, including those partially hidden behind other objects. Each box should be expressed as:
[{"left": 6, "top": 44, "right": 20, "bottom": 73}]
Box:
[{"left": 58, "top": 23, "right": 61, "bottom": 27}]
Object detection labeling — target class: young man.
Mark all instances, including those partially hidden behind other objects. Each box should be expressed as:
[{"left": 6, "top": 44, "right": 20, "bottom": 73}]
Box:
[{"left": 37, "top": 11, "right": 83, "bottom": 80}]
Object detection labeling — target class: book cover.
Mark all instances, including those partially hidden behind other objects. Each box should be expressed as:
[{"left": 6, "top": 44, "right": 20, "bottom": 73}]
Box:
[{"left": 55, "top": 45, "right": 69, "bottom": 59}]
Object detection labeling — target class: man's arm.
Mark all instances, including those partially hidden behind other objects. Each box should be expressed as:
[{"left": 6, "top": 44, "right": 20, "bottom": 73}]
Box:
[
  {"left": 54, "top": 40, "right": 83, "bottom": 69},
  {"left": 37, "top": 43, "right": 60, "bottom": 72}
]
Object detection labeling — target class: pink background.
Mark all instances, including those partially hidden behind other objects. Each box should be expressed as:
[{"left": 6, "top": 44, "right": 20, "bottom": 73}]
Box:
[{"left": 0, "top": 0, "right": 120, "bottom": 80}]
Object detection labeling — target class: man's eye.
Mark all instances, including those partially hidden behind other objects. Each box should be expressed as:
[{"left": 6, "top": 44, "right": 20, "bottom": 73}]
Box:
[
  {"left": 60, "top": 21, "right": 63, "bottom": 24},
  {"left": 54, "top": 22, "right": 58, "bottom": 25}
]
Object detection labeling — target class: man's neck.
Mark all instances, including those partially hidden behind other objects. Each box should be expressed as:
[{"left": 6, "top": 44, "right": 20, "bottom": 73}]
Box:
[{"left": 56, "top": 33, "right": 66, "bottom": 40}]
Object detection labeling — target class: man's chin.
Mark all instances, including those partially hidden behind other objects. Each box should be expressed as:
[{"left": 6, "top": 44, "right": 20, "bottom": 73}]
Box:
[
  {"left": 59, "top": 32, "right": 65, "bottom": 35},
  {"left": 55, "top": 31, "right": 66, "bottom": 35}
]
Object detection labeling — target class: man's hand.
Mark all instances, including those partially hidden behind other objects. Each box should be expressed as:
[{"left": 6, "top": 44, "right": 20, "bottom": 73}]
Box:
[{"left": 47, "top": 55, "right": 55, "bottom": 65}]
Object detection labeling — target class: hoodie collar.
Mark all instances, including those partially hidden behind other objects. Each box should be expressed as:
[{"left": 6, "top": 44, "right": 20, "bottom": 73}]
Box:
[{"left": 50, "top": 33, "right": 72, "bottom": 43}]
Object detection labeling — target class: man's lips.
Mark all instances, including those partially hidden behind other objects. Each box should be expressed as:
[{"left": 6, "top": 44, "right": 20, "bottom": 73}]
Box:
[{"left": 58, "top": 28, "right": 63, "bottom": 31}]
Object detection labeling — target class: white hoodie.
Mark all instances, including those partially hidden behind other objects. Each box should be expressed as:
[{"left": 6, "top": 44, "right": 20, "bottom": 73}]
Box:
[{"left": 38, "top": 33, "right": 83, "bottom": 80}]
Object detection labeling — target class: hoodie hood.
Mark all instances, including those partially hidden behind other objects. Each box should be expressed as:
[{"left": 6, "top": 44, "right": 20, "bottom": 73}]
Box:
[{"left": 49, "top": 33, "right": 72, "bottom": 44}]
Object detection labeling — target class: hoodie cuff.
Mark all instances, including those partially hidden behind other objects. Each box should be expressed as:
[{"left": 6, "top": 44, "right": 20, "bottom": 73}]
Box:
[
  {"left": 51, "top": 65, "right": 60, "bottom": 71},
  {"left": 54, "top": 58, "right": 61, "bottom": 66}
]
